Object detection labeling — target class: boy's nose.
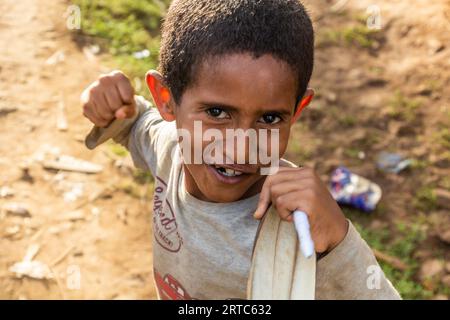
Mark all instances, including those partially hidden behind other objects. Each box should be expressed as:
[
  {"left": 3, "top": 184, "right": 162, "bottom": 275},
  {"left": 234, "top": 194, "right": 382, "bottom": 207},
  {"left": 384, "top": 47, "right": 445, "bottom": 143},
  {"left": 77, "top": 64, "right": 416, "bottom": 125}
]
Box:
[{"left": 222, "top": 129, "right": 275, "bottom": 166}]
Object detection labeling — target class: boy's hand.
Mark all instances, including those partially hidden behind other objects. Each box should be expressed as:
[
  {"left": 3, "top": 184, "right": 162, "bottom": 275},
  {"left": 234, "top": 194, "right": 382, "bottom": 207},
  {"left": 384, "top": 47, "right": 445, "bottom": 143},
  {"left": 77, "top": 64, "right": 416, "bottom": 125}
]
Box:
[
  {"left": 81, "top": 70, "right": 136, "bottom": 127},
  {"left": 254, "top": 167, "right": 348, "bottom": 254}
]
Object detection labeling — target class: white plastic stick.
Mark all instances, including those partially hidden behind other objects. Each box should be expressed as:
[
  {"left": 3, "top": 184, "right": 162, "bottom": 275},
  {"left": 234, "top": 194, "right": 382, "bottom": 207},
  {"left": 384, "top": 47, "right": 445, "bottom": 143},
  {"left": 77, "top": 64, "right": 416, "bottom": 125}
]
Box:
[{"left": 293, "top": 210, "right": 315, "bottom": 258}]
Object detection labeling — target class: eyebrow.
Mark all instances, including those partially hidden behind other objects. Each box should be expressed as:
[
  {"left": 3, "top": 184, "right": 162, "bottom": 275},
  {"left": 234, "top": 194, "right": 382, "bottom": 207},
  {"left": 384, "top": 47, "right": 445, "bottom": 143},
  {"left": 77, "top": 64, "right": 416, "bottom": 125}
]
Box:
[{"left": 199, "top": 101, "right": 293, "bottom": 116}]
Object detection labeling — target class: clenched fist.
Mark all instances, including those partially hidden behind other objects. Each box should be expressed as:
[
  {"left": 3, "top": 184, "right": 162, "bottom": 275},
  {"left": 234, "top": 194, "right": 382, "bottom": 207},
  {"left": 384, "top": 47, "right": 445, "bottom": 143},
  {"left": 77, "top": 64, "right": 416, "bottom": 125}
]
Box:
[{"left": 81, "top": 70, "right": 136, "bottom": 127}]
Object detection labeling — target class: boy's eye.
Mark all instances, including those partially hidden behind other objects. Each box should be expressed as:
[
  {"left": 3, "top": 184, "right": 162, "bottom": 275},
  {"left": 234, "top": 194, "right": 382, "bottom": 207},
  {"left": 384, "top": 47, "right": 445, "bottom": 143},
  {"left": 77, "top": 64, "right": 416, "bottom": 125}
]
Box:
[
  {"left": 206, "top": 107, "right": 229, "bottom": 119},
  {"left": 259, "top": 113, "right": 281, "bottom": 124}
]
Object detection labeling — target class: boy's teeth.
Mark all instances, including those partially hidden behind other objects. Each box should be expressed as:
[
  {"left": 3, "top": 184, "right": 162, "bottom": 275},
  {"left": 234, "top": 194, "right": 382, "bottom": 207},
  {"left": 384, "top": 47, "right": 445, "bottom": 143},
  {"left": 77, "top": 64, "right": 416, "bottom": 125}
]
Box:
[
  {"left": 214, "top": 166, "right": 243, "bottom": 177},
  {"left": 225, "top": 168, "right": 235, "bottom": 176}
]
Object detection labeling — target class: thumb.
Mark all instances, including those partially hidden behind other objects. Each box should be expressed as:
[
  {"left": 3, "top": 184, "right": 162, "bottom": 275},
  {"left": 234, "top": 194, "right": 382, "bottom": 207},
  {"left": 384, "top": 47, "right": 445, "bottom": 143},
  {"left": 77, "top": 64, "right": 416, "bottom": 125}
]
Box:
[
  {"left": 253, "top": 183, "right": 271, "bottom": 220},
  {"left": 115, "top": 103, "right": 136, "bottom": 119}
]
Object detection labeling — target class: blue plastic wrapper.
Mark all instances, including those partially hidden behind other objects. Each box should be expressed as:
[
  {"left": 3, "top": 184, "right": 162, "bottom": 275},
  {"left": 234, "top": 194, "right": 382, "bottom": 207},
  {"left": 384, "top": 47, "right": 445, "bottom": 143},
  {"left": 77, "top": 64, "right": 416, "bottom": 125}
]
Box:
[
  {"left": 330, "top": 166, "right": 382, "bottom": 212},
  {"left": 376, "top": 152, "right": 412, "bottom": 174}
]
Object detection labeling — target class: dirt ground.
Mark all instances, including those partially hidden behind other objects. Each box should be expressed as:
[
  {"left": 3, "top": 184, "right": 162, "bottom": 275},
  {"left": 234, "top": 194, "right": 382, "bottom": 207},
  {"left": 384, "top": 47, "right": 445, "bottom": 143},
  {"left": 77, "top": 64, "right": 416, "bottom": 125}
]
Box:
[
  {"left": 0, "top": 0, "right": 449, "bottom": 299},
  {"left": 0, "top": 0, "right": 156, "bottom": 299}
]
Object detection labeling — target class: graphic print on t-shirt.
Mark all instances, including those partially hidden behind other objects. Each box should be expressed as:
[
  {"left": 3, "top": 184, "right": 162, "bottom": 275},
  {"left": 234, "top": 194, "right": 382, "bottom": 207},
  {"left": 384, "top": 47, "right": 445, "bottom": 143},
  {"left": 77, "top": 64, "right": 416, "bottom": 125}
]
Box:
[
  {"left": 153, "top": 176, "right": 183, "bottom": 252},
  {"left": 154, "top": 269, "right": 194, "bottom": 300}
]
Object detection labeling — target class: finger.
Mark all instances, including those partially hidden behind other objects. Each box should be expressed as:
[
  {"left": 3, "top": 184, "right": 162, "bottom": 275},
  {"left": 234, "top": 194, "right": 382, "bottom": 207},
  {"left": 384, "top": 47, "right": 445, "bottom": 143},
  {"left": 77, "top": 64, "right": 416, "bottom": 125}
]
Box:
[
  {"left": 277, "top": 166, "right": 311, "bottom": 175},
  {"left": 115, "top": 104, "right": 136, "bottom": 119},
  {"left": 82, "top": 103, "right": 96, "bottom": 122},
  {"left": 264, "top": 169, "right": 313, "bottom": 188},
  {"left": 273, "top": 190, "right": 313, "bottom": 222},
  {"left": 273, "top": 193, "right": 298, "bottom": 221},
  {"left": 103, "top": 86, "right": 123, "bottom": 113},
  {"left": 253, "top": 168, "right": 316, "bottom": 219},
  {"left": 253, "top": 171, "right": 307, "bottom": 219},
  {"left": 114, "top": 73, "right": 135, "bottom": 104},
  {"left": 253, "top": 177, "right": 271, "bottom": 219},
  {"left": 91, "top": 91, "right": 114, "bottom": 121},
  {"left": 83, "top": 103, "right": 108, "bottom": 127},
  {"left": 269, "top": 178, "right": 316, "bottom": 200},
  {"left": 90, "top": 100, "right": 111, "bottom": 127}
]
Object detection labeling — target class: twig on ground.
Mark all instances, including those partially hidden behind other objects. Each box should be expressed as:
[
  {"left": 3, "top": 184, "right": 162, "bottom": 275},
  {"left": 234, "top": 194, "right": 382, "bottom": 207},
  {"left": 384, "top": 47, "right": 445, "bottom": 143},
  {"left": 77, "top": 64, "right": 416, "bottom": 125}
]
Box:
[{"left": 373, "top": 248, "right": 408, "bottom": 271}]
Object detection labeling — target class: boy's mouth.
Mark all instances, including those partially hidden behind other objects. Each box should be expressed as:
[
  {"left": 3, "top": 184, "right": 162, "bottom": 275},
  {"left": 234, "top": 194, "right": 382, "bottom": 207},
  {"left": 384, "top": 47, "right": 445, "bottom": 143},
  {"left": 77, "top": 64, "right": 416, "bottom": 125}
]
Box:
[
  {"left": 213, "top": 165, "right": 244, "bottom": 177},
  {"left": 206, "top": 164, "right": 255, "bottom": 185}
]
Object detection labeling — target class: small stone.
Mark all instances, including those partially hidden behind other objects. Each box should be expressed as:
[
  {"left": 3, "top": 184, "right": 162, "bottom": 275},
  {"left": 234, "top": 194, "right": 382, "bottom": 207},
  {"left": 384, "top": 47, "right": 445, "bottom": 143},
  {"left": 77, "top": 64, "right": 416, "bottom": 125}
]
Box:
[
  {"left": 19, "top": 165, "right": 34, "bottom": 184},
  {"left": 9, "top": 260, "right": 53, "bottom": 280},
  {"left": 4, "top": 225, "right": 20, "bottom": 237},
  {"left": 427, "top": 39, "right": 445, "bottom": 54},
  {"left": 324, "top": 91, "right": 337, "bottom": 103},
  {"left": 415, "top": 84, "right": 432, "bottom": 96},
  {"left": 0, "top": 107, "right": 18, "bottom": 117},
  {"left": 63, "top": 183, "right": 84, "bottom": 202},
  {"left": 73, "top": 250, "right": 83, "bottom": 257},
  {"left": 60, "top": 210, "right": 85, "bottom": 222},
  {"left": 45, "top": 50, "right": 65, "bottom": 65},
  {"left": 3, "top": 203, "right": 31, "bottom": 217},
  {"left": 0, "top": 186, "right": 14, "bottom": 198}
]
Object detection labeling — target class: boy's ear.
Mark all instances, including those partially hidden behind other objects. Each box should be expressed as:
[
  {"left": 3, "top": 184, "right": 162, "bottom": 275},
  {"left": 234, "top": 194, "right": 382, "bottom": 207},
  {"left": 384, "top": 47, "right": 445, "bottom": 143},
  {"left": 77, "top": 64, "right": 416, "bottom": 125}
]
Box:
[
  {"left": 145, "top": 70, "right": 176, "bottom": 122},
  {"left": 291, "top": 88, "right": 314, "bottom": 124}
]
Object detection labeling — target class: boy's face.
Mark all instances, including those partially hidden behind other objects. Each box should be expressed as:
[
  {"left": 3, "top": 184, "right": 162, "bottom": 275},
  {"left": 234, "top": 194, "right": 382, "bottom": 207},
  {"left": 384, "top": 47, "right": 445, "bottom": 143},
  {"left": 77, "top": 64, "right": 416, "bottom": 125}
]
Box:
[{"left": 152, "top": 53, "right": 303, "bottom": 203}]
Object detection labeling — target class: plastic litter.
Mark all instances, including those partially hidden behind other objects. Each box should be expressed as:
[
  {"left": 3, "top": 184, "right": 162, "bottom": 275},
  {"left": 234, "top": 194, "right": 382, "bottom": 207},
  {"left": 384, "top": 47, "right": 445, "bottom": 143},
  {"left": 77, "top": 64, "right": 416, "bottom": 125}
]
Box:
[
  {"left": 376, "top": 152, "right": 412, "bottom": 174},
  {"left": 330, "top": 166, "right": 382, "bottom": 212},
  {"left": 133, "top": 49, "right": 150, "bottom": 59}
]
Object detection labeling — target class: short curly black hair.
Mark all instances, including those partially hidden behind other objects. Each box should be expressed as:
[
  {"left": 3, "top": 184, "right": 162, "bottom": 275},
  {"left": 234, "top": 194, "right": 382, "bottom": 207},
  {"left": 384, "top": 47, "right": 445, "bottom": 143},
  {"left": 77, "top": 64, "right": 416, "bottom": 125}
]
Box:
[{"left": 159, "top": 0, "right": 314, "bottom": 105}]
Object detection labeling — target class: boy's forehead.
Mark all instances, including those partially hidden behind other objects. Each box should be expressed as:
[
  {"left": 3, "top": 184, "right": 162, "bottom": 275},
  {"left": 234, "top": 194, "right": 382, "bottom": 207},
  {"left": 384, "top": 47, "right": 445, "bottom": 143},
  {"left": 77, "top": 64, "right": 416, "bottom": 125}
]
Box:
[{"left": 187, "top": 53, "right": 298, "bottom": 111}]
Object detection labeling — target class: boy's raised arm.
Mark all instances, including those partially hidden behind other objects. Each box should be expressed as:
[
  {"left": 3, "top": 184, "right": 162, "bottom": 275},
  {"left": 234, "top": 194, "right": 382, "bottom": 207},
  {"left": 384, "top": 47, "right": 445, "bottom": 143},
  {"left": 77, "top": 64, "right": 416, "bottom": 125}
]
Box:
[
  {"left": 81, "top": 70, "right": 148, "bottom": 150},
  {"left": 81, "top": 70, "right": 176, "bottom": 174},
  {"left": 84, "top": 95, "right": 150, "bottom": 150}
]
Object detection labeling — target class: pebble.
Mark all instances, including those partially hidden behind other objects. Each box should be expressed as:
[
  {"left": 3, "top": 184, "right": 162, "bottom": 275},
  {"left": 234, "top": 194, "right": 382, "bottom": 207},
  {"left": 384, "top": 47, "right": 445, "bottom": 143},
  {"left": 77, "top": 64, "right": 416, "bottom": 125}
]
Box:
[{"left": 2, "top": 203, "right": 31, "bottom": 217}]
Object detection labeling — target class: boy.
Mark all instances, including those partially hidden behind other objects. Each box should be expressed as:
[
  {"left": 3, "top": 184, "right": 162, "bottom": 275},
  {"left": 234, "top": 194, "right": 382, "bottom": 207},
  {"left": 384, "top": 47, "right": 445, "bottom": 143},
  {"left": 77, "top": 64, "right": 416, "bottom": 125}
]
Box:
[{"left": 82, "top": 0, "right": 400, "bottom": 299}]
